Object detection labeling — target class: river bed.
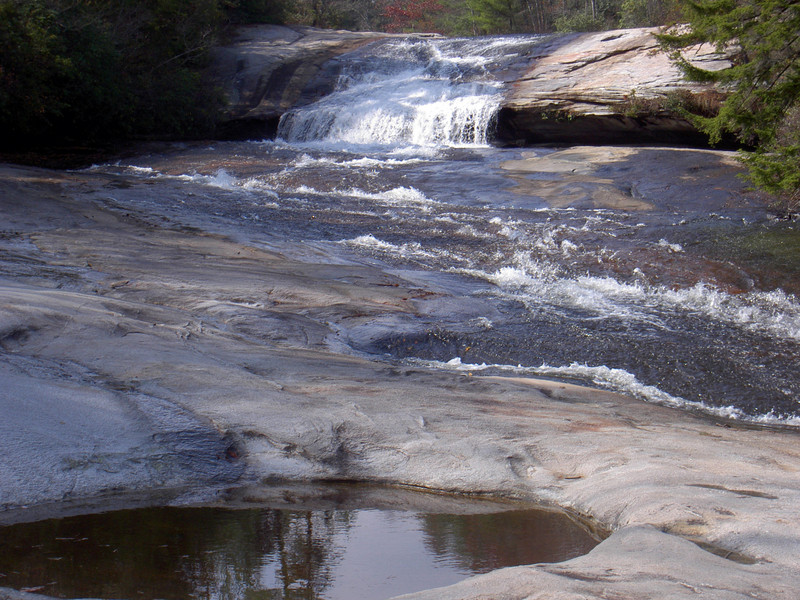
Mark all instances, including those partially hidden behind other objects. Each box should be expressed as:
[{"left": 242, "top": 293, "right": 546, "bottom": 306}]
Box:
[
  {"left": 83, "top": 135, "right": 800, "bottom": 425},
  {"left": 68, "top": 34, "right": 800, "bottom": 425}
]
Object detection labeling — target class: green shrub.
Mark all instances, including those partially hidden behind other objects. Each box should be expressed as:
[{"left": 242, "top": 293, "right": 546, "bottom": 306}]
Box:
[
  {"left": 0, "top": 0, "right": 239, "bottom": 149},
  {"left": 554, "top": 11, "right": 605, "bottom": 32},
  {"left": 660, "top": 0, "right": 800, "bottom": 215}
]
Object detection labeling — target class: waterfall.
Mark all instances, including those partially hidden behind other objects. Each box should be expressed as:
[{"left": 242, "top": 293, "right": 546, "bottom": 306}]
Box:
[{"left": 277, "top": 35, "right": 546, "bottom": 149}]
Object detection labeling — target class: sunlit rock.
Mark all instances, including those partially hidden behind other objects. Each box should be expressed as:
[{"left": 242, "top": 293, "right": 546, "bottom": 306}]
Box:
[{"left": 497, "top": 27, "right": 731, "bottom": 145}]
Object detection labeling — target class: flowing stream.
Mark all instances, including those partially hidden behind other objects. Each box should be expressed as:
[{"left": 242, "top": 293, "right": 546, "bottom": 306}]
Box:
[{"left": 89, "top": 34, "right": 800, "bottom": 425}]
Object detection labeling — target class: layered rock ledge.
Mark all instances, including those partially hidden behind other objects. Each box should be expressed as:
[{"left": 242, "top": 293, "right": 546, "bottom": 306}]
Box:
[
  {"left": 1, "top": 160, "right": 799, "bottom": 600},
  {"left": 211, "top": 25, "right": 729, "bottom": 146},
  {"left": 496, "top": 27, "right": 729, "bottom": 145},
  {"left": 211, "top": 25, "right": 390, "bottom": 139}
]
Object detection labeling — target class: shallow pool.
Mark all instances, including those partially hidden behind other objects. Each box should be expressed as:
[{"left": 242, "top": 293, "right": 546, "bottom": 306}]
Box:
[{"left": 0, "top": 498, "right": 598, "bottom": 599}]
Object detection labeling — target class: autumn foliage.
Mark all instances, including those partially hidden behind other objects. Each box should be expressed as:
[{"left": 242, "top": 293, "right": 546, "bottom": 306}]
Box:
[{"left": 382, "top": 0, "right": 444, "bottom": 33}]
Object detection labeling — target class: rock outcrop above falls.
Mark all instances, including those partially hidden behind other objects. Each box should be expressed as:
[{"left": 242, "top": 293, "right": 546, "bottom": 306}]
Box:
[
  {"left": 496, "top": 27, "right": 730, "bottom": 146},
  {"left": 211, "top": 25, "right": 728, "bottom": 146}
]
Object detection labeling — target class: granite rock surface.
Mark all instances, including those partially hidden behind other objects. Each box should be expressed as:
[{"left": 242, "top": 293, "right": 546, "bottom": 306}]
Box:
[
  {"left": 211, "top": 25, "right": 729, "bottom": 145},
  {"left": 210, "top": 25, "right": 388, "bottom": 138},
  {"left": 0, "top": 161, "right": 798, "bottom": 599},
  {"left": 496, "top": 27, "right": 730, "bottom": 144}
]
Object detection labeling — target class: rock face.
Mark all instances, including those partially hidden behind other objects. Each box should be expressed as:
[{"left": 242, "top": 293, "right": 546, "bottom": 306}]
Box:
[
  {"left": 496, "top": 27, "right": 730, "bottom": 145},
  {"left": 210, "top": 25, "right": 387, "bottom": 139},
  {"left": 211, "top": 25, "right": 728, "bottom": 145}
]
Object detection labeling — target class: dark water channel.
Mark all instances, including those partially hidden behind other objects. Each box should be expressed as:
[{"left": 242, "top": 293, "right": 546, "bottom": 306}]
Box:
[{"left": 0, "top": 501, "right": 597, "bottom": 599}]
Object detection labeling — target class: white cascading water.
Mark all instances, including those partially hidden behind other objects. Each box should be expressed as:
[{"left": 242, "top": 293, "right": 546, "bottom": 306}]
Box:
[
  {"left": 101, "top": 33, "right": 800, "bottom": 425},
  {"left": 277, "top": 36, "right": 544, "bottom": 148}
]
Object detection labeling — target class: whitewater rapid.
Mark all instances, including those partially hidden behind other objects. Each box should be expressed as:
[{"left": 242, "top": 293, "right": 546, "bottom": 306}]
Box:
[{"left": 88, "top": 34, "right": 799, "bottom": 426}]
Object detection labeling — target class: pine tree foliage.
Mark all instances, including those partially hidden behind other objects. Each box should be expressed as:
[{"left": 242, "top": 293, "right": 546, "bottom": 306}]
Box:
[{"left": 661, "top": 1, "right": 800, "bottom": 210}]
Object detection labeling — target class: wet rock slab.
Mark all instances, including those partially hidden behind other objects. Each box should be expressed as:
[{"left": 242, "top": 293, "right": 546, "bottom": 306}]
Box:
[
  {"left": 499, "top": 145, "right": 751, "bottom": 211},
  {"left": 1, "top": 163, "right": 799, "bottom": 599}
]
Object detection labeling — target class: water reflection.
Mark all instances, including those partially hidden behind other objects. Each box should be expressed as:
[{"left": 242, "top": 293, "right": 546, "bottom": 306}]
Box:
[
  {"left": 0, "top": 503, "right": 597, "bottom": 599},
  {"left": 422, "top": 510, "right": 595, "bottom": 573}
]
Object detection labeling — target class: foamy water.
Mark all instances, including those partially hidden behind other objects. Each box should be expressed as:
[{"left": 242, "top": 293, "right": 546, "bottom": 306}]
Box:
[
  {"left": 409, "top": 357, "right": 800, "bottom": 426},
  {"left": 473, "top": 263, "right": 800, "bottom": 341},
  {"left": 85, "top": 32, "right": 799, "bottom": 425},
  {"left": 277, "top": 36, "right": 545, "bottom": 149}
]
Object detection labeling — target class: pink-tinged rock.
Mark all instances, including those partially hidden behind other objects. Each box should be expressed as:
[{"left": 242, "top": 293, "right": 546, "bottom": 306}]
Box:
[{"left": 505, "top": 28, "right": 728, "bottom": 114}]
